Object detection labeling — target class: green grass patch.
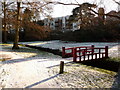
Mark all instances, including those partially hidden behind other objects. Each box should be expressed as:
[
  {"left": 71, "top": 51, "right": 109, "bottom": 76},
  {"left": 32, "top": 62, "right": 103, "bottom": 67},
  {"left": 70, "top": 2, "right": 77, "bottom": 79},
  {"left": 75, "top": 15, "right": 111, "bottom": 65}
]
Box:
[
  {"left": 0, "top": 59, "right": 5, "bottom": 62},
  {"left": 64, "top": 62, "right": 116, "bottom": 75},
  {"left": 75, "top": 63, "right": 117, "bottom": 75},
  {"left": 106, "top": 57, "right": 120, "bottom": 63},
  {"left": 0, "top": 58, "right": 11, "bottom": 62},
  {"left": 19, "top": 44, "right": 26, "bottom": 47},
  {"left": 87, "top": 65, "right": 116, "bottom": 75},
  {"left": 0, "top": 43, "right": 12, "bottom": 46}
]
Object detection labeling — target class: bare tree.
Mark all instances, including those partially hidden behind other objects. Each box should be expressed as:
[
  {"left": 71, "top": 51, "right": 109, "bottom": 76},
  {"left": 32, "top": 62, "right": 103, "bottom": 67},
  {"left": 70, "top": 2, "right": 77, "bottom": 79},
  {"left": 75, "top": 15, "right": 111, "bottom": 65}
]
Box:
[
  {"left": 0, "top": 0, "right": 52, "bottom": 48},
  {"left": 1, "top": 1, "right": 14, "bottom": 43},
  {"left": 13, "top": 0, "right": 50, "bottom": 49},
  {"left": 48, "top": 1, "right": 120, "bottom": 19},
  {"left": 12, "top": 2, "right": 21, "bottom": 49},
  {"left": 3, "top": 1, "right": 7, "bottom": 43}
]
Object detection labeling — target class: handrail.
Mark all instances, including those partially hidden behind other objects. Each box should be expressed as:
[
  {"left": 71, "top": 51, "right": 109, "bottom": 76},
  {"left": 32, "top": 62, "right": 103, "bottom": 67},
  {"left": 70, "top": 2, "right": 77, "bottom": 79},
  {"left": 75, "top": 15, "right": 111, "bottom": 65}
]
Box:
[{"left": 62, "top": 45, "right": 108, "bottom": 62}]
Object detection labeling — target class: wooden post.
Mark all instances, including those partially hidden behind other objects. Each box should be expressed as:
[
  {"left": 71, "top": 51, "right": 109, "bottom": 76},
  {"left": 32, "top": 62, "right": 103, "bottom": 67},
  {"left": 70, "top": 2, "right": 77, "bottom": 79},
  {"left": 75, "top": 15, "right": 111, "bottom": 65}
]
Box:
[
  {"left": 91, "top": 45, "right": 94, "bottom": 60},
  {"left": 105, "top": 46, "right": 108, "bottom": 58},
  {"left": 73, "top": 48, "right": 77, "bottom": 62},
  {"left": 59, "top": 61, "right": 64, "bottom": 74},
  {"left": 62, "top": 47, "right": 65, "bottom": 58}
]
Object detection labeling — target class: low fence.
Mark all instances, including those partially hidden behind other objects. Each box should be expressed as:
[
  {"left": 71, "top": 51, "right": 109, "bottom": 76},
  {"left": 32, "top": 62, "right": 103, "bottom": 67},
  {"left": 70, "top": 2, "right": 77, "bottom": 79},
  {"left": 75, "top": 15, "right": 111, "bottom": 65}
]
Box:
[{"left": 62, "top": 45, "right": 108, "bottom": 62}]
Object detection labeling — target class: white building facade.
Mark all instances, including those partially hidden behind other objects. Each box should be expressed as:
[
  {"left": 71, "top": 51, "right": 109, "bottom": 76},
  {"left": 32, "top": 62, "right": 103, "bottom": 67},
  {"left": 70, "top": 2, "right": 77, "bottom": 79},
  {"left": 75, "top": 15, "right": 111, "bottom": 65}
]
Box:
[{"left": 44, "top": 15, "right": 80, "bottom": 32}]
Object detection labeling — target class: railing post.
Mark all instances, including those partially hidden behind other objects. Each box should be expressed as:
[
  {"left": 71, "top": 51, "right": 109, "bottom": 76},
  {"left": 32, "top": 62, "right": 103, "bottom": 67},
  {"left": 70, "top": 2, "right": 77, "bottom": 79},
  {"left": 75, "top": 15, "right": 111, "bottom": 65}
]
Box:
[
  {"left": 91, "top": 45, "right": 94, "bottom": 48},
  {"left": 73, "top": 48, "right": 77, "bottom": 62},
  {"left": 91, "top": 45, "right": 94, "bottom": 60},
  {"left": 83, "top": 49, "right": 86, "bottom": 61},
  {"left": 88, "top": 54, "right": 89, "bottom": 60},
  {"left": 95, "top": 53, "right": 97, "bottom": 59},
  {"left": 99, "top": 49, "right": 101, "bottom": 59},
  {"left": 72, "top": 48, "right": 74, "bottom": 57},
  {"left": 62, "top": 47, "right": 65, "bottom": 58},
  {"left": 105, "top": 46, "right": 108, "bottom": 58}
]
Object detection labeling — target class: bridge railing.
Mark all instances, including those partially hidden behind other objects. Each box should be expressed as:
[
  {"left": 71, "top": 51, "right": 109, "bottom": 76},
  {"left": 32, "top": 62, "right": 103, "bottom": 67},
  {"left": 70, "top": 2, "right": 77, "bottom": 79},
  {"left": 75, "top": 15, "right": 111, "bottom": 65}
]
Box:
[
  {"left": 62, "top": 45, "right": 108, "bottom": 62},
  {"left": 62, "top": 47, "right": 74, "bottom": 58},
  {"left": 62, "top": 45, "right": 93, "bottom": 58}
]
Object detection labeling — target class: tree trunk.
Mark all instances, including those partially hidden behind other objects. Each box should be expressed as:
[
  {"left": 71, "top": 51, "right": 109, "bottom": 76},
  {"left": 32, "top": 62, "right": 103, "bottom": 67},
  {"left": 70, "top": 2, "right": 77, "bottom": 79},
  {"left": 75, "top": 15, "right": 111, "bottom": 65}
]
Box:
[
  {"left": 12, "top": 2, "right": 21, "bottom": 49},
  {"left": 3, "top": 2, "right": 7, "bottom": 43}
]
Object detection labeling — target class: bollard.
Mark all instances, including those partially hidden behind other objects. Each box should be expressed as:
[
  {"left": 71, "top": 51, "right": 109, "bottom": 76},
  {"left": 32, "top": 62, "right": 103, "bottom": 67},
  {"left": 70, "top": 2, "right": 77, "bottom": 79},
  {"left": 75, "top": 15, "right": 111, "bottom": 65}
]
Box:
[{"left": 59, "top": 61, "right": 64, "bottom": 74}]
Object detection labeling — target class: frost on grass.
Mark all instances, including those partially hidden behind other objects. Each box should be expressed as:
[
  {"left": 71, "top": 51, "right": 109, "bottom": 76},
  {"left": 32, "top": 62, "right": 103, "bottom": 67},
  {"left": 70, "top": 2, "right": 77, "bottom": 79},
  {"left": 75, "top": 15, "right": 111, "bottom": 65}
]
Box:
[
  {"left": 48, "top": 63, "right": 117, "bottom": 88},
  {"left": 1, "top": 44, "right": 55, "bottom": 58},
  {"left": 0, "top": 41, "right": 119, "bottom": 88},
  {"left": 19, "top": 40, "right": 119, "bottom": 58},
  {"left": 20, "top": 40, "right": 118, "bottom": 50}
]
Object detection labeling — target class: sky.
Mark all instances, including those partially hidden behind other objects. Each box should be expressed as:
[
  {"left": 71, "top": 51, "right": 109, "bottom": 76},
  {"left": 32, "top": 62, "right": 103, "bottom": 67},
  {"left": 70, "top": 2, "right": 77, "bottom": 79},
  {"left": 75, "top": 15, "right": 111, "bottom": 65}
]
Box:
[
  {"left": 51, "top": 0, "right": 120, "bottom": 18},
  {"left": 0, "top": 0, "right": 119, "bottom": 19}
]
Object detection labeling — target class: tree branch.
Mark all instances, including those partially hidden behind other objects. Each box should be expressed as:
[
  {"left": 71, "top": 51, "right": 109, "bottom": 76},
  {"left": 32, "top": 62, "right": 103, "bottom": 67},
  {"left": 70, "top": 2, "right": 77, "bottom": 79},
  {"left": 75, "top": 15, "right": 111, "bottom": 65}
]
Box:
[
  {"left": 6, "top": 2, "right": 15, "bottom": 7},
  {"left": 113, "top": 0, "right": 120, "bottom": 5},
  {"left": 47, "top": 1, "right": 80, "bottom": 6},
  {"left": 90, "top": 8, "right": 120, "bottom": 19}
]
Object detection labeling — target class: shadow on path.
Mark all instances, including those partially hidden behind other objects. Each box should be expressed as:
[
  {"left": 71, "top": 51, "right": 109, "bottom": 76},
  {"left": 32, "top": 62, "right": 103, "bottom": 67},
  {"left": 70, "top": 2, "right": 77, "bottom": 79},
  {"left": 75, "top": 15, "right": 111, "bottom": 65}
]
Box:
[
  {"left": 112, "top": 43, "right": 120, "bottom": 88},
  {"left": 19, "top": 44, "right": 62, "bottom": 56},
  {"left": 112, "top": 66, "right": 120, "bottom": 89},
  {"left": 2, "top": 57, "right": 40, "bottom": 64},
  {"left": 46, "top": 61, "right": 74, "bottom": 68},
  {"left": 25, "top": 74, "right": 59, "bottom": 88}
]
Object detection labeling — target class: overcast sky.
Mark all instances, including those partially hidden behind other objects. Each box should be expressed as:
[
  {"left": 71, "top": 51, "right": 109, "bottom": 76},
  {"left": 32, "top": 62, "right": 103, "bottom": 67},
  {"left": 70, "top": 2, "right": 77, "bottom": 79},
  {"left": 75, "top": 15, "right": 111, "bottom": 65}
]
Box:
[
  {"left": 0, "top": 0, "right": 119, "bottom": 19},
  {"left": 51, "top": 0, "right": 120, "bottom": 18}
]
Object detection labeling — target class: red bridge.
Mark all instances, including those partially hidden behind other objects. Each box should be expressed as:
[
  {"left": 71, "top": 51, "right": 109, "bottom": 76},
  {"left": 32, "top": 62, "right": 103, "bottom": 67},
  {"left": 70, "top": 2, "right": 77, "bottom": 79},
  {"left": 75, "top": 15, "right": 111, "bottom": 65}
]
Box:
[{"left": 62, "top": 45, "right": 108, "bottom": 62}]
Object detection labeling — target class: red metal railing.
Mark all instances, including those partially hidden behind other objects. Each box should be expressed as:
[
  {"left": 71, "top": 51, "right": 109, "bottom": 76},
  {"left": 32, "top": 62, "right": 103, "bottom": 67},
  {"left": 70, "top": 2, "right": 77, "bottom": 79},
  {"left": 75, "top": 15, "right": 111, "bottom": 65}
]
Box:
[
  {"left": 62, "top": 47, "right": 74, "bottom": 58},
  {"left": 62, "top": 45, "right": 94, "bottom": 58},
  {"left": 62, "top": 45, "right": 108, "bottom": 62}
]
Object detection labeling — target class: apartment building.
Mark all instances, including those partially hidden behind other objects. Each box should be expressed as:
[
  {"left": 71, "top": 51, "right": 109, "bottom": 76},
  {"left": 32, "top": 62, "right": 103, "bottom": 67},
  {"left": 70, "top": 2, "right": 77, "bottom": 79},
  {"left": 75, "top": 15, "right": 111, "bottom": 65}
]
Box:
[{"left": 44, "top": 15, "right": 80, "bottom": 32}]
